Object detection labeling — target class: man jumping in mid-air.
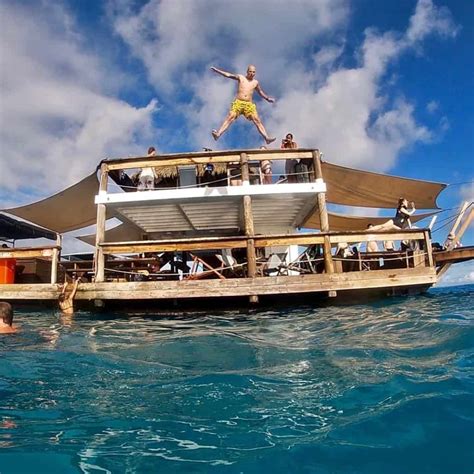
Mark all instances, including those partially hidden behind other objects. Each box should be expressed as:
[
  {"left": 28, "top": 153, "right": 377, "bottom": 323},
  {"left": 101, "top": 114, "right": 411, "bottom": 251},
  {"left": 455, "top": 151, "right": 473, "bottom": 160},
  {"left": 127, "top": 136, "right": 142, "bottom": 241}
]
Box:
[{"left": 211, "top": 65, "right": 276, "bottom": 144}]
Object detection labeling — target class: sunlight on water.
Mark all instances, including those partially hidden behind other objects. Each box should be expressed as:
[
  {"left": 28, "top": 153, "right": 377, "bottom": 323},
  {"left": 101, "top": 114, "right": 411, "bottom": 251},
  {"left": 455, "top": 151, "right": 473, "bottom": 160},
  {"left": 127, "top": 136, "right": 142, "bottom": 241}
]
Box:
[{"left": 0, "top": 286, "right": 473, "bottom": 473}]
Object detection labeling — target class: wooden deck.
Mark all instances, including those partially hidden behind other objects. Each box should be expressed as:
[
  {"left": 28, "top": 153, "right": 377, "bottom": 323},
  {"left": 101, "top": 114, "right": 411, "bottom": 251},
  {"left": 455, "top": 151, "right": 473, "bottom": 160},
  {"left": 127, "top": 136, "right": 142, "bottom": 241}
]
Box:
[
  {"left": 0, "top": 267, "right": 436, "bottom": 301},
  {"left": 434, "top": 246, "right": 474, "bottom": 265}
]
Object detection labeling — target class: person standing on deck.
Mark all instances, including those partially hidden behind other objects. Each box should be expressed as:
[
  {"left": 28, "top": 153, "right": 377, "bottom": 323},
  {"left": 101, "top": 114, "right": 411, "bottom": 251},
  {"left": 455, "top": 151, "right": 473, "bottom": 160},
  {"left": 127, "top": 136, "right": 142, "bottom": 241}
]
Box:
[
  {"left": 211, "top": 65, "right": 276, "bottom": 144},
  {"left": 0, "top": 302, "right": 17, "bottom": 334},
  {"left": 58, "top": 279, "right": 79, "bottom": 315},
  {"left": 281, "top": 133, "right": 298, "bottom": 183}
]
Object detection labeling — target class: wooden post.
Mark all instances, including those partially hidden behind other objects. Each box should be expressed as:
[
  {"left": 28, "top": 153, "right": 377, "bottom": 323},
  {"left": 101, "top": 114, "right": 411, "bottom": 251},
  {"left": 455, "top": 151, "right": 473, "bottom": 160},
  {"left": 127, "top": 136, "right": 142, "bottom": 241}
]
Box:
[
  {"left": 424, "top": 230, "right": 434, "bottom": 268},
  {"left": 240, "top": 152, "right": 250, "bottom": 185},
  {"left": 50, "top": 233, "right": 61, "bottom": 284},
  {"left": 241, "top": 153, "right": 258, "bottom": 303},
  {"left": 312, "top": 149, "right": 323, "bottom": 185},
  {"left": 243, "top": 195, "right": 255, "bottom": 237},
  {"left": 94, "top": 163, "right": 108, "bottom": 283},
  {"left": 312, "top": 150, "right": 334, "bottom": 277},
  {"left": 247, "top": 239, "right": 257, "bottom": 279}
]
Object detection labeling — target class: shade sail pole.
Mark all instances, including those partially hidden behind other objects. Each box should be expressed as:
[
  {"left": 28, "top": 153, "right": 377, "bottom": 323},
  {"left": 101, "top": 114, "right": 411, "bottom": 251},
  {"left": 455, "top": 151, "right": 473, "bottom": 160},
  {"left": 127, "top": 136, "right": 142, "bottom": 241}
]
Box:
[
  {"left": 313, "top": 150, "right": 334, "bottom": 276},
  {"left": 438, "top": 206, "right": 474, "bottom": 279},
  {"left": 94, "top": 164, "right": 108, "bottom": 283}
]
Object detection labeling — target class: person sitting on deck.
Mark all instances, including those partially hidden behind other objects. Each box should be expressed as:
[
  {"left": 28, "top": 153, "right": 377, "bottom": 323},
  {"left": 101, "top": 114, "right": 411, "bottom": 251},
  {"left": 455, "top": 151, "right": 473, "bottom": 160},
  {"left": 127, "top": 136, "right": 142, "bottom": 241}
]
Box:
[
  {"left": 210, "top": 65, "right": 276, "bottom": 144},
  {"left": 138, "top": 147, "right": 157, "bottom": 191},
  {"left": 365, "top": 198, "right": 416, "bottom": 232},
  {"left": 0, "top": 302, "right": 17, "bottom": 334},
  {"left": 58, "top": 279, "right": 79, "bottom": 315},
  {"left": 281, "top": 133, "right": 298, "bottom": 183}
]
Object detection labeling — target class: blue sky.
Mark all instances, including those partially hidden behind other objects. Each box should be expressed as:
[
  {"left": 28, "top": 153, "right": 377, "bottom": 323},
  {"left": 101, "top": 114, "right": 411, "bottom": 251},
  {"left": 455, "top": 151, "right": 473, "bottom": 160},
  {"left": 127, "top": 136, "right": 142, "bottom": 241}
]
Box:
[{"left": 0, "top": 0, "right": 472, "bottom": 284}]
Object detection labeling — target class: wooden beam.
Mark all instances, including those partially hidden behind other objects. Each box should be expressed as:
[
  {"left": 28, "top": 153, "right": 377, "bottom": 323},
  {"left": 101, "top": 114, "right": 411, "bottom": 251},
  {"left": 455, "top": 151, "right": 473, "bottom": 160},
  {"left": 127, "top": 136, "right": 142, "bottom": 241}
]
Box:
[
  {"left": 0, "top": 267, "right": 436, "bottom": 300},
  {"left": 455, "top": 207, "right": 473, "bottom": 241},
  {"left": 449, "top": 201, "right": 470, "bottom": 237},
  {"left": 329, "top": 231, "right": 425, "bottom": 244},
  {"left": 101, "top": 239, "right": 247, "bottom": 254},
  {"left": 104, "top": 150, "right": 315, "bottom": 171},
  {"left": 98, "top": 230, "right": 428, "bottom": 256},
  {"left": 438, "top": 207, "right": 474, "bottom": 278},
  {"left": 434, "top": 246, "right": 474, "bottom": 264},
  {"left": 0, "top": 247, "right": 57, "bottom": 259}
]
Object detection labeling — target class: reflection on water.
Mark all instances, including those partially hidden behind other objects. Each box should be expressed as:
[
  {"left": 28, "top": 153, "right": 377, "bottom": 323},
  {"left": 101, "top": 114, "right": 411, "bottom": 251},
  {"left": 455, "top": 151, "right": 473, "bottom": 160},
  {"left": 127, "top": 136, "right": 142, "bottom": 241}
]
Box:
[{"left": 0, "top": 286, "right": 473, "bottom": 473}]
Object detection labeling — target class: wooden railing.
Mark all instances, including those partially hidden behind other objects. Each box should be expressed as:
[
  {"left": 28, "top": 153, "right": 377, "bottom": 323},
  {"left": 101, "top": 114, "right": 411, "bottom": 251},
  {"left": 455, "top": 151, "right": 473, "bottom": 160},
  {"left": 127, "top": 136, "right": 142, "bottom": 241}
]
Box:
[
  {"left": 102, "top": 148, "right": 316, "bottom": 173},
  {"left": 95, "top": 229, "right": 433, "bottom": 278},
  {"left": 0, "top": 245, "right": 61, "bottom": 284}
]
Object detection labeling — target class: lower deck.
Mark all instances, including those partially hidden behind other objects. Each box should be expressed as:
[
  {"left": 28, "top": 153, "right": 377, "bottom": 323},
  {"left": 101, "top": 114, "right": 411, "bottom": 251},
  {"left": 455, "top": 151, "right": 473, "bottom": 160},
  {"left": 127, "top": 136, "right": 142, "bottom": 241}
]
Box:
[{"left": 0, "top": 267, "right": 436, "bottom": 303}]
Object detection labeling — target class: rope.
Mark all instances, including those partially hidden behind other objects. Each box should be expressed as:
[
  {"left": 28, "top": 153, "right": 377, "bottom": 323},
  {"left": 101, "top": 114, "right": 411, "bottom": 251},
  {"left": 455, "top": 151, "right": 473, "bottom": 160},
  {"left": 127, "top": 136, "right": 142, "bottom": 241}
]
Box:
[
  {"left": 332, "top": 251, "right": 428, "bottom": 263},
  {"left": 433, "top": 202, "right": 473, "bottom": 233},
  {"left": 448, "top": 181, "right": 474, "bottom": 187},
  {"left": 105, "top": 267, "right": 187, "bottom": 277}
]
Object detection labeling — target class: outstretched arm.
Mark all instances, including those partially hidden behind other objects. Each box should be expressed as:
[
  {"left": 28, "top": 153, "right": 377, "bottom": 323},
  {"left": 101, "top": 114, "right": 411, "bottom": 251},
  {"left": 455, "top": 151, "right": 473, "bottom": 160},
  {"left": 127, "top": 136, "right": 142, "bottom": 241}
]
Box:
[
  {"left": 210, "top": 66, "right": 239, "bottom": 80},
  {"left": 256, "top": 83, "right": 275, "bottom": 103},
  {"left": 70, "top": 279, "right": 79, "bottom": 300}
]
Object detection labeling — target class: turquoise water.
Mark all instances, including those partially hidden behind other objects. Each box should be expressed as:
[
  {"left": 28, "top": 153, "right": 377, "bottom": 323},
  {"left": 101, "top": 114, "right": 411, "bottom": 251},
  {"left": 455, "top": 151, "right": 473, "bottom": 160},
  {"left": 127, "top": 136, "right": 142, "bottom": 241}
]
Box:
[{"left": 1, "top": 286, "right": 473, "bottom": 474}]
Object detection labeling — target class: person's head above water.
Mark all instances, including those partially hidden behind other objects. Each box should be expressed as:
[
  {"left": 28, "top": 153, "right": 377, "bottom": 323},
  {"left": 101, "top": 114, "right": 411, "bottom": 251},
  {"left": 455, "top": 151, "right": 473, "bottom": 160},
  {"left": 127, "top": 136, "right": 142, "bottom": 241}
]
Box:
[
  {"left": 147, "top": 146, "right": 156, "bottom": 155},
  {"left": 0, "top": 302, "right": 13, "bottom": 326}
]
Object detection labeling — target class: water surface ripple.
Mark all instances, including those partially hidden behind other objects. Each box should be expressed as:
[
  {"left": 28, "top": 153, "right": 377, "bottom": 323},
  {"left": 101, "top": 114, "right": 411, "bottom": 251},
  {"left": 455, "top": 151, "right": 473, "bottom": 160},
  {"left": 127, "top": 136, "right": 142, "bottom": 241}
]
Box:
[{"left": 0, "top": 286, "right": 473, "bottom": 473}]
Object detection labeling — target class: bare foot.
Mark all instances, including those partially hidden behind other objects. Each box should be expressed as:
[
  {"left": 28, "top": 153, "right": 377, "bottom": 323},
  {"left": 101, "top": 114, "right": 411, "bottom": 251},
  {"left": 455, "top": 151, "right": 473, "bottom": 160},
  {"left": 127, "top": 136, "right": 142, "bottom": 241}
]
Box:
[
  {"left": 211, "top": 130, "right": 219, "bottom": 141},
  {"left": 265, "top": 137, "right": 276, "bottom": 145}
]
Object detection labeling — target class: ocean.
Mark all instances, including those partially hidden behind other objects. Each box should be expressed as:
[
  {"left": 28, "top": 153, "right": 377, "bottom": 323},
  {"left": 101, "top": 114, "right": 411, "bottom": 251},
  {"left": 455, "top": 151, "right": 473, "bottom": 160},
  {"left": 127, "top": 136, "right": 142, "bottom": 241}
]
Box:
[{"left": 0, "top": 285, "right": 473, "bottom": 473}]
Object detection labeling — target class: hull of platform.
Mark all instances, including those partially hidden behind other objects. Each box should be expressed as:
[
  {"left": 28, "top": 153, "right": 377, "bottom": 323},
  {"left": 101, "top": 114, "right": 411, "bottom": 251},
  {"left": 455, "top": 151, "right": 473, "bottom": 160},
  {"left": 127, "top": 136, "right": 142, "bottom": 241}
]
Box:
[{"left": 0, "top": 267, "right": 437, "bottom": 305}]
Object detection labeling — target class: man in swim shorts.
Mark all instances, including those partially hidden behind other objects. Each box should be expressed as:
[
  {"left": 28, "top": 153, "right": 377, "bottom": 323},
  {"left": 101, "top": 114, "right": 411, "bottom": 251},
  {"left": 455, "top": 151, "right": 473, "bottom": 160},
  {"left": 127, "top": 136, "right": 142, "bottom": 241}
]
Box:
[{"left": 210, "top": 65, "right": 276, "bottom": 144}]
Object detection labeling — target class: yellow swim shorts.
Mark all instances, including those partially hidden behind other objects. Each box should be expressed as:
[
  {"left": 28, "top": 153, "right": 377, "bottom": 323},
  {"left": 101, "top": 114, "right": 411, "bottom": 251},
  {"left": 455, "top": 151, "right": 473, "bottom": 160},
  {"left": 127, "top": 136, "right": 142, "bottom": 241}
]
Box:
[{"left": 231, "top": 99, "right": 257, "bottom": 119}]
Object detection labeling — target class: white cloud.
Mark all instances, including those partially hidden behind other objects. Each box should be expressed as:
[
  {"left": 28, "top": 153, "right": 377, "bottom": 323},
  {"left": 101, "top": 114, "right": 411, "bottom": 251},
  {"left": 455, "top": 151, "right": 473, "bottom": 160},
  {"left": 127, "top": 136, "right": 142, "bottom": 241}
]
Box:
[
  {"left": 427, "top": 100, "right": 439, "bottom": 113},
  {"left": 459, "top": 184, "right": 474, "bottom": 204},
  {"left": 0, "top": 2, "right": 158, "bottom": 199},
  {"left": 406, "top": 0, "right": 459, "bottom": 44},
  {"left": 437, "top": 261, "right": 474, "bottom": 287},
  {"left": 110, "top": 0, "right": 349, "bottom": 92},
  {"left": 111, "top": 0, "right": 457, "bottom": 171}
]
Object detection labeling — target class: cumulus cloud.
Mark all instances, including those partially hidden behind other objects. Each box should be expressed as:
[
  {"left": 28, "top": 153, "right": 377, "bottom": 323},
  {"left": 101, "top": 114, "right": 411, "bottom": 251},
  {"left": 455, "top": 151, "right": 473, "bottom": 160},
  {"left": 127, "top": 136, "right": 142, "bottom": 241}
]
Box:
[
  {"left": 0, "top": 2, "right": 157, "bottom": 200},
  {"left": 110, "top": 0, "right": 457, "bottom": 171},
  {"left": 427, "top": 100, "right": 439, "bottom": 113},
  {"left": 437, "top": 261, "right": 474, "bottom": 287},
  {"left": 459, "top": 184, "right": 474, "bottom": 204}
]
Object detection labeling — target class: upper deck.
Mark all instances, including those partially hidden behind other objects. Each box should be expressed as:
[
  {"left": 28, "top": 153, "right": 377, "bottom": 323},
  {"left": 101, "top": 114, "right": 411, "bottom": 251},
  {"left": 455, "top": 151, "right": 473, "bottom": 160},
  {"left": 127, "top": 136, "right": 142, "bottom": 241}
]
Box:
[{"left": 99, "top": 148, "right": 325, "bottom": 236}]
